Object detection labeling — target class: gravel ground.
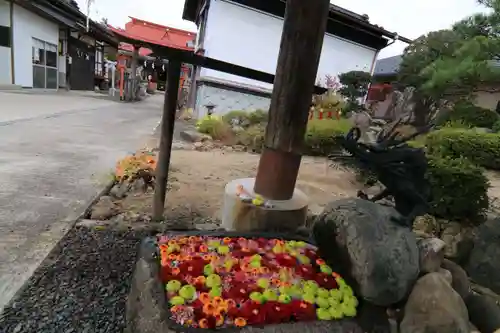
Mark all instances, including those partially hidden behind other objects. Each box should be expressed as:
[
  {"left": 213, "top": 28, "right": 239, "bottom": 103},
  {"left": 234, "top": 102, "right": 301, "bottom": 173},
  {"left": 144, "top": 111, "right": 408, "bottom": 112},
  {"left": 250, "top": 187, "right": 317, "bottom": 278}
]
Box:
[{"left": 0, "top": 226, "right": 152, "bottom": 333}]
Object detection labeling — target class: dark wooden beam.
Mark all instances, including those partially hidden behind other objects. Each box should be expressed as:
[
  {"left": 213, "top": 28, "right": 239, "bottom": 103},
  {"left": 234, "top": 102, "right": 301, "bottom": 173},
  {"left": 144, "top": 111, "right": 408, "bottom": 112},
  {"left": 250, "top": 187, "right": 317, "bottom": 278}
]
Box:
[
  {"left": 152, "top": 60, "right": 182, "bottom": 221},
  {"left": 253, "top": 0, "right": 330, "bottom": 200},
  {"left": 111, "top": 32, "right": 328, "bottom": 94}
]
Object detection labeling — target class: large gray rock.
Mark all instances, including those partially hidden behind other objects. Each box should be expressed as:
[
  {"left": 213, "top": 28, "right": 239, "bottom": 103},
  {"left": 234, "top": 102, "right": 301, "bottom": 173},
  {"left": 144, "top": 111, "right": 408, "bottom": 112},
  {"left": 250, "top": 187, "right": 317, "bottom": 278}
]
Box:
[
  {"left": 440, "top": 221, "right": 474, "bottom": 264},
  {"left": 126, "top": 236, "right": 391, "bottom": 333},
  {"left": 466, "top": 293, "right": 500, "bottom": 333},
  {"left": 441, "top": 259, "right": 471, "bottom": 300},
  {"left": 313, "top": 198, "right": 420, "bottom": 306},
  {"left": 125, "top": 238, "right": 171, "bottom": 333},
  {"left": 417, "top": 237, "right": 445, "bottom": 273},
  {"left": 465, "top": 217, "right": 500, "bottom": 294},
  {"left": 90, "top": 195, "right": 119, "bottom": 220},
  {"left": 179, "top": 130, "right": 212, "bottom": 143},
  {"left": 400, "top": 273, "right": 469, "bottom": 333}
]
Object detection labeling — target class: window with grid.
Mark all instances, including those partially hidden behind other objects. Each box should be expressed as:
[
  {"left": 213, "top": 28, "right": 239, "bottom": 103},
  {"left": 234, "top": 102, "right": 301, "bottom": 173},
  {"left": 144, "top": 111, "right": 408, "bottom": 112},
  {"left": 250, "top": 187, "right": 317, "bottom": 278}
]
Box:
[{"left": 32, "top": 38, "right": 58, "bottom": 88}]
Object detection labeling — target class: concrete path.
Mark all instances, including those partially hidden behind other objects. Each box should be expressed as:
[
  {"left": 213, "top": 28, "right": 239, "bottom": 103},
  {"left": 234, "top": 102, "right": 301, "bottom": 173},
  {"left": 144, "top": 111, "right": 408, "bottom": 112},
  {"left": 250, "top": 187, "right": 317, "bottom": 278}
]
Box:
[{"left": 0, "top": 92, "right": 165, "bottom": 312}]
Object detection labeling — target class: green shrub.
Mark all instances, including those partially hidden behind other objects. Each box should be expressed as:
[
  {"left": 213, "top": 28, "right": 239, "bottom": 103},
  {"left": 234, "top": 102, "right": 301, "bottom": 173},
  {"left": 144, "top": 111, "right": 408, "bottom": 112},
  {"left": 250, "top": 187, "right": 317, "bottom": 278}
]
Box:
[
  {"left": 443, "top": 119, "right": 472, "bottom": 129},
  {"left": 438, "top": 102, "right": 499, "bottom": 128},
  {"left": 235, "top": 124, "right": 265, "bottom": 152},
  {"left": 426, "top": 154, "right": 489, "bottom": 222},
  {"left": 426, "top": 128, "right": 500, "bottom": 170},
  {"left": 247, "top": 109, "right": 268, "bottom": 126},
  {"left": 222, "top": 110, "right": 249, "bottom": 126},
  {"left": 303, "top": 118, "right": 351, "bottom": 156},
  {"left": 196, "top": 115, "right": 233, "bottom": 141},
  {"left": 493, "top": 120, "right": 500, "bottom": 133}
]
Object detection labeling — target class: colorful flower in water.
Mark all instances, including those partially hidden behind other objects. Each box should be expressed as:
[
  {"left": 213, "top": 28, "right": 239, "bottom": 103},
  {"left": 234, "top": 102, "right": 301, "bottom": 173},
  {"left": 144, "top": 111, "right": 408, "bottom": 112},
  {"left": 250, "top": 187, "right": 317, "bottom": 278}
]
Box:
[{"left": 157, "top": 235, "right": 357, "bottom": 328}]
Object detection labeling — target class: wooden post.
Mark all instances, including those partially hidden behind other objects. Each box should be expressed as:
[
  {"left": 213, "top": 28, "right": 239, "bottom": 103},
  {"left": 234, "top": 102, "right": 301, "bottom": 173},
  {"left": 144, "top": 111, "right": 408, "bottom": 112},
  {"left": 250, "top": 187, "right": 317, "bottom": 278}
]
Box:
[
  {"left": 129, "top": 46, "right": 139, "bottom": 101},
  {"left": 254, "top": 0, "right": 330, "bottom": 200},
  {"left": 153, "top": 60, "right": 182, "bottom": 221}
]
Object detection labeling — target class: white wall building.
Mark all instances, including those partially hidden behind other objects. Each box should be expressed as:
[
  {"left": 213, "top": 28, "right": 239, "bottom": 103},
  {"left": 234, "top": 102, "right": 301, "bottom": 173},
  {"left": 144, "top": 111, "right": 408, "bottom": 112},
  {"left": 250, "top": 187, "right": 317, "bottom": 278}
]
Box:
[
  {"left": 182, "top": 0, "right": 409, "bottom": 118},
  {"left": 0, "top": 0, "right": 117, "bottom": 90}
]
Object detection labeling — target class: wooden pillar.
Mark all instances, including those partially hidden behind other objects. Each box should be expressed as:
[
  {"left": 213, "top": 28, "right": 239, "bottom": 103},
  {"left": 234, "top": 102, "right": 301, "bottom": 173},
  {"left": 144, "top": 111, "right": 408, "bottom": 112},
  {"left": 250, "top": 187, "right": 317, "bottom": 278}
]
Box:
[
  {"left": 254, "top": 0, "right": 330, "bottom": 200},
  {"left": 153, "top": 60, "right": 182, "bottom": 221}
]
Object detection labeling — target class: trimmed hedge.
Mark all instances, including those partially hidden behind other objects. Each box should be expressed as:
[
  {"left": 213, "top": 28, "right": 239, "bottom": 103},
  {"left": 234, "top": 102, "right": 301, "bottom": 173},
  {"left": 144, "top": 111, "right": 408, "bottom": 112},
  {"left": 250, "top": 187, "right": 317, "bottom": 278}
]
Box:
[
  {"left": 426, "top": 128, "right": 500, "bottom": 170},
  {"left": 234, "top": 117, "right": 352, "bottom": 155},
  {"left": 437, "top": 102, "right": 499, "bottom": 129},
  {"left": 303, "top": 118, "right": 351, "bottom": 156},
  {"left": 426, "top": 154, "right": 489, "bottom": 222}
]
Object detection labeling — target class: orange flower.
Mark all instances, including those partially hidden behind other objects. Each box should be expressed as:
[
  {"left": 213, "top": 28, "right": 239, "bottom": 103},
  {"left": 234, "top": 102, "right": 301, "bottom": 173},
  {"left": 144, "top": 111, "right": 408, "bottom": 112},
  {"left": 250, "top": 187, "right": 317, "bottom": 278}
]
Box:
[
  {"left": 199, "top": 318, "right": 209, "bottom": 328},
  {"left": 195, "top": 276, "right": 206, "bottom": 284},
  {"left": 222, "top": 237, "right": 231, "bottom": 244},
  {"left": 199, "top": 293, "right": 211, "bottom": 304},
  {"left": 215, "top": 314, "right": 224, "bottom": 326},
  {"left": 240, "top": 263, "right": 251, "bottom": 272},
  {"left": 259, "top": 267, "right": 269, "bottom": 274},
  {"left": 217, "top": 303, "right": 228, "bottom": 314},
  {"left": 213, "top": 297, "right": 224, "bottom": 307},
  {"left": 171, "top": 305, "right": 181, "bottom": 313},
  {"left": 234, "top": 317, "right": 247, "bottom": 327},
  {"left": 224, "top": 299, "right": 236, "bottom": 309},
  {"left": 271, "top": 278, "right": 280, "bottom": 285},
  {"left": 203, "top": 303, "right": 217, "bottom": 316},
  {"left": 159, "top": 244, "right": 168, "bottom": 251},
  {"left": 202, "top": 254, "right": 212, "bottom": 261}
]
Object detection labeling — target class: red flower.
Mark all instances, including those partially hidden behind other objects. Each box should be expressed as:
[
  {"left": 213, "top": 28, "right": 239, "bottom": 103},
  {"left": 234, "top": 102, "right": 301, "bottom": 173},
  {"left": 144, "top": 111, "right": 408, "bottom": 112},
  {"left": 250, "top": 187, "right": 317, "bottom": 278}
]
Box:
[
  {"left": 263, "top": 301, "right": 292, "bottom": 323},
  {"left": 226, "top": 302, "right": 241, "bottom": 318},
  {"left": 240, "top": 301, "right": 266, "bottom": 325},
  {"left": 233, "top": 271, "right": 247, "bottom": 283},
  {"left": 223, "top": 283, "right": 250, "bottom": 301},
  {"left": 290, "top": 300, "right": 316, "bottom": 321},
  {"left": 304, "top": 248, "right": 319, "bottom": 262},
  {"left": 178, "top": 260, "right": 204, "bottom": 277},
  {"left": 315, "top": 273, "right": 338, "bottom": 289},
  {"left": 204, "top": 315, "right": 217, "bottom": 329},
  {"left": 275, "top": 254, "right": 297, "bottom": 267},
  {"left": 191, "top": 299, "right": 205, "bottom": 320},
  {"left": 296, "top": 264, "right": 315, "bottom": 280}
]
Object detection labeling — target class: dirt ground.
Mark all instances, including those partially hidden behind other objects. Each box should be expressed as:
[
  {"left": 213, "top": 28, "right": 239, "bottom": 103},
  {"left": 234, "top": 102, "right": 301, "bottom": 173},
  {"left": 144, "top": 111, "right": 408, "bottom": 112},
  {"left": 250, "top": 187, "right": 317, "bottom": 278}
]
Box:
[{"left": 119, "top": 149, "right": 361, "bottom": 221}]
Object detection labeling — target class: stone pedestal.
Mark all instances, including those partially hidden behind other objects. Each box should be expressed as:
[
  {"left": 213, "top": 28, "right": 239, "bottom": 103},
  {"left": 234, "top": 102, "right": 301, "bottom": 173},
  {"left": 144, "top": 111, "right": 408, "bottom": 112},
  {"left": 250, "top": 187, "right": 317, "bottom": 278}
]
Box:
[{"left": 221, "top": 178, "right": 308, "bottom": 232}]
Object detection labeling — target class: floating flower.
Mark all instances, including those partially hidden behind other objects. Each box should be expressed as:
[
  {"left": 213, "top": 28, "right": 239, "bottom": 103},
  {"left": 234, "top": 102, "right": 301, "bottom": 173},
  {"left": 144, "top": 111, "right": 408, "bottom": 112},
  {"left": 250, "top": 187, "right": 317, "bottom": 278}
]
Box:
[{"left": 159, "top": 235, "right": 357, "bottom": 328}]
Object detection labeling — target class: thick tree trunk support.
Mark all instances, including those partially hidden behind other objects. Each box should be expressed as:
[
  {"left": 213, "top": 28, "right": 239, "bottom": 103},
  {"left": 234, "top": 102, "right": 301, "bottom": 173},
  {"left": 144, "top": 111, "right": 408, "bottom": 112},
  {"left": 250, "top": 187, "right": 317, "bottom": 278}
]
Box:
[
  {"left": 153, "top": 60, "right": 182, "bottom": 221},
  {"left": 254, "top": 0, "right": 330, "bottom": 200}
]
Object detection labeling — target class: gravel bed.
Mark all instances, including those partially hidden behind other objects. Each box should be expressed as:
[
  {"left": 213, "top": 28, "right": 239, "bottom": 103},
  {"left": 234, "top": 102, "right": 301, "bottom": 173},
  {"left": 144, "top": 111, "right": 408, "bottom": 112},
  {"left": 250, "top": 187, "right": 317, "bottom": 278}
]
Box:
[{"left": 0, "top": 226, "right": 151, "bottom": 333}]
